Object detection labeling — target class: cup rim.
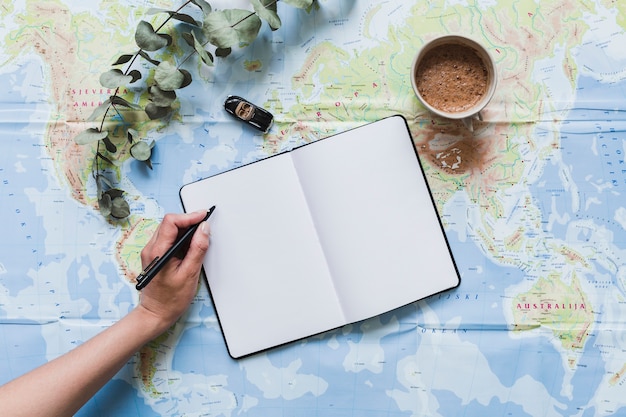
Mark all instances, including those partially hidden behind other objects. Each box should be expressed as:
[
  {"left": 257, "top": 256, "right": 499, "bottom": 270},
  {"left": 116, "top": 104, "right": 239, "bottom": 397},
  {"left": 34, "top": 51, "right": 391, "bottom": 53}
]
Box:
[{"left": 411, "top": 35, "right": 497, "bottom": 120}]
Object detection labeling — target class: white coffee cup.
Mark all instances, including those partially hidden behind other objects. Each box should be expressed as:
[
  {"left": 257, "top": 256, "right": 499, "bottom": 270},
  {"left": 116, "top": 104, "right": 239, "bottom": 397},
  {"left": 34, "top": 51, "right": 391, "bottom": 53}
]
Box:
[{"left": 411, "top": 35, "right": 497, "bottom": 131}]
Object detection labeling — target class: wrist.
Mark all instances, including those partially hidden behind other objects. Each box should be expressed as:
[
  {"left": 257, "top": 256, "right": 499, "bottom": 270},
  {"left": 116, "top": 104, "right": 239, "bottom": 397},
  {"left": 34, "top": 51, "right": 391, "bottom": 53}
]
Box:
[{"left": 130, "top": 305, "right": 176, "bottom": 339}]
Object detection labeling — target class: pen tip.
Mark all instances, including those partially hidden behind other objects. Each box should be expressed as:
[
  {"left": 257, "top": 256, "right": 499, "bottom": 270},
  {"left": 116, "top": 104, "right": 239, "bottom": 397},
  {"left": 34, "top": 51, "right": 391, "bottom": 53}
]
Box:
[{"left": 205, "top": 205, "right": 216, "bottom": 219}]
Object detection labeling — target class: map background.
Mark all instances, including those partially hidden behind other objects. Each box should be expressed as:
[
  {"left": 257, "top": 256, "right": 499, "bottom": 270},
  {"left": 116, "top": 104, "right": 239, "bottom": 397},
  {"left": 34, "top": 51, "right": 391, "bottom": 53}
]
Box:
[{"left": 2, "top": 0, "right": 626, "bottom": 416}]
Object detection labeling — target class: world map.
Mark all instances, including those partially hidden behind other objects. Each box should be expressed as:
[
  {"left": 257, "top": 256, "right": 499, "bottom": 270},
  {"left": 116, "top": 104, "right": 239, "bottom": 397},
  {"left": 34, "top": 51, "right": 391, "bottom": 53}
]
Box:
[{"left": 2, "top": 0, "right": 626, "bottom": 416}]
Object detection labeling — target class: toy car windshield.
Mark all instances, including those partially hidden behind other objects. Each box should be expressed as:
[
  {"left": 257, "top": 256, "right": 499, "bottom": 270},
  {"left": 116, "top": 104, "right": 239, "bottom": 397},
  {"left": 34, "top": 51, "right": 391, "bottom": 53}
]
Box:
[{"left": 224, "top": 95, "right": 274, "bottom": 133}]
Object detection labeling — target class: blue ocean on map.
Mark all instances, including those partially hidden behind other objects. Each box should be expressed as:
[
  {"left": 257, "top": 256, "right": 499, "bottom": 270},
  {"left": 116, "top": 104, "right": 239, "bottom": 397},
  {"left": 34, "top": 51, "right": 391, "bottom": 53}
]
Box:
[
  {"left": 0, "top": 62, "right": 52, "bottom": 383},
  {"left": 172, "top": 299, "right": 419, "bottom": 414},
  {"left": 532, "top": 74, "right": 626, "bottom": 246},
  {"left": 0, "top": 68, "right": 50, "bottom": 294},
  {"left": 526, "top": 73, "right": 626, "bottom": 414},
  {"left": 125, "top": 112, "right": 266, "bottom": 215}
]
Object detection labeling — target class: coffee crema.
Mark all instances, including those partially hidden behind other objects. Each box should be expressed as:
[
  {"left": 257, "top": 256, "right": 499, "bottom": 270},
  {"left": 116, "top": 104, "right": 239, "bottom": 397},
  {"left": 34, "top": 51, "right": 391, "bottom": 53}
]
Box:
[{"left": 415, "top": 43, "right": 488, "bottom": 113}]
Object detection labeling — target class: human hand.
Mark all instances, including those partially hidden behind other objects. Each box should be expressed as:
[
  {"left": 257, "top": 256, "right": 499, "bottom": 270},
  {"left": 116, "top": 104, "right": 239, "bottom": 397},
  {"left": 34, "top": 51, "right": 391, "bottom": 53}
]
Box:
[
  {"left": 137, "top": 211, "right": 211, "bottom": 331},
  {"left": 0, "top": 211, "right": 210, "bottom": 417}
]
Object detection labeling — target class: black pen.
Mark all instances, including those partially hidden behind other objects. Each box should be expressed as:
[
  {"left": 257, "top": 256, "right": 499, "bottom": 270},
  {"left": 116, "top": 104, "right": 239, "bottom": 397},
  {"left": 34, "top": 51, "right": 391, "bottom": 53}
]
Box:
[{"left": 135, "top": 206, "right": 215, "bottom": 291}]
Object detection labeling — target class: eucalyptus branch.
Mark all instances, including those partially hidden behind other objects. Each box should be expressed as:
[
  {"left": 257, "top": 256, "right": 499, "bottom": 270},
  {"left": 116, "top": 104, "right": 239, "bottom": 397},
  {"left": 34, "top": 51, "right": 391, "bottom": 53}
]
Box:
[{"left": 74, "top": 0, "right": 314, "bottom": 220}]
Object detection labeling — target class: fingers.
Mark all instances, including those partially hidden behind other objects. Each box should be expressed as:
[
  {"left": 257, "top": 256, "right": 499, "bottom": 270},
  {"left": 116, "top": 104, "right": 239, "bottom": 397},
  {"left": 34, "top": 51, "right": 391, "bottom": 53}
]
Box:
[
  {"left": 135, "top": 211, "right": 212, "bottom": 327},
  {"left": 141, "top": 211, "right": 209, "bottom": 264},
  {"left": 160, "top": 211, "right": 208, "bottom": 244},
  {"left": 178, "top": 220, "right": 211, "bottom": 278},
  {"left": 170, "top": 210, "right": 210, "bottom": 228}
]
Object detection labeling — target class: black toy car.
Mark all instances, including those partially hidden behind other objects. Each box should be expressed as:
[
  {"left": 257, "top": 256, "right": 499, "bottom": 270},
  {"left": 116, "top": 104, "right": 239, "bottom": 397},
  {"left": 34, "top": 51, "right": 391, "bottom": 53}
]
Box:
[{"left": 224, "top": 95, "right": 274, "bottom": 133}]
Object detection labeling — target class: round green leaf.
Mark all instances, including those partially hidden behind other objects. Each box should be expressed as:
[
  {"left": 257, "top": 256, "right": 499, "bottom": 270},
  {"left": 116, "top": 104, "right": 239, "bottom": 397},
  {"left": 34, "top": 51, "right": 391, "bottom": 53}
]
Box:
[
  {"left": 232, "top": 12, "right": 262, "bottom": 44},
  {"left": 87, "top": 99, "right": 112, "bottom": 122},
  {"left": 130, "top": 141, "right": 152, "bottom": 161},
  {"left": 192, "top": 31, "right": 214, "bottom": 66},
  {"left": 203, "top": 11, "right": 239, "bottom": 48},
  {"left": 154, "top": 61, "right": 184, "bottom": 91},
  {"left": 127, "top": 128, "right": 138, "bottom": 144},
  {"left": 102, "top": 137, "right": 117, "bottom": 153},
  {"left": 145, "top": 102, "right": 172, "bottom": 120},
  {"left": 135, "top": 20, "right": 169, "bottom": 51},
  {"left": 96, "top": 151, "right": 115, "bottom": 166},
  {"left": 215, "top": 47, "right": 232, "bottom": 58},
  {"left": 281, "top": 0, "right": 314, "bottom": 8},
  {"left": 180, "top": 69, "right": 192, "bottom": 89},
  {"left": 74, "top": 128, "right": 108, "bottom": 145},
  {"left": 146, "top": 8, "right": 199, "bottom": 26},
  {"left": 110, "top": 196, "right": 131, "bottom": 219},
  {"left": 203, "top": 10, "right": 262, "bottom": 48},
  {"left": 112, "top": 54, "right": 134, "bottom": 66},
  {"left": 100, "top": 69, "right": 133, "bottom": 89},
  {"left": 139, "top": 51, "right": 160, "bottom": 66},
  {"left": 110, "top": 95, "right": 141, "bottom": 110},
  {"left": 107, "top": 189, "right": 124, "bottom": 200},
  {"left": 251, "top": 0, "right": 281, "bottom": 30},
  {"left": 97, "top": 174, "right": 114, "bottom": 189},
  {"left": 182, "top": 32, "right": 195, "bottom": 48},
  {"left": 149, "top": 85, "right": 177, "bottom": 107},
  {"left": 191, "top": 0, "right": 212, "bottom": 15},
  {"left": 169, "top": 12, "right": 199, "bottom": 26},
  {"left": 128, "top": 70, "right": 142, "bottom": 83},
  {"left": 98, "top": 193, "right": 112, "bottom": 217}
]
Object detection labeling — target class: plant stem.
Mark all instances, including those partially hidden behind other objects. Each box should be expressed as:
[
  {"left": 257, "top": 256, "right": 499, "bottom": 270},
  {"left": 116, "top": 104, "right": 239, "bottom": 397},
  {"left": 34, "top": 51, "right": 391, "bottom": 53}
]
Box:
[
  {"left": 94, "top": 1, "right": 195, "bottom": 183},
  {"left": 98, "top": 1, "right": 193, "bottom": 133},
  {"left": 91, "top": 0, "right": 280, "bottom": 191},
  {"left": 178, "top": 0, "right": 280, "bottom": 68}
]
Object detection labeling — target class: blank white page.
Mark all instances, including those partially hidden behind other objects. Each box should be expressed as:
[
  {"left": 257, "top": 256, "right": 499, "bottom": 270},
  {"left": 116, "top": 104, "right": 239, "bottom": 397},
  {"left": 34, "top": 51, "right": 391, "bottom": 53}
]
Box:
[
  {"left": 180, "top": 153, "right": 345, "bottom": 358},
  {"left": 291, "top": 115, "right": 460, "bottom": 323}
]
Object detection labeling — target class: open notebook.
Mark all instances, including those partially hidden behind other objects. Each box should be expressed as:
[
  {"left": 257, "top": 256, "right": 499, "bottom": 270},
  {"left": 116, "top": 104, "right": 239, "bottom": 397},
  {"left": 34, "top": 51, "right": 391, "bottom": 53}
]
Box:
[{"left": 180, "top": 115, "right": 460, "bottom": 358}]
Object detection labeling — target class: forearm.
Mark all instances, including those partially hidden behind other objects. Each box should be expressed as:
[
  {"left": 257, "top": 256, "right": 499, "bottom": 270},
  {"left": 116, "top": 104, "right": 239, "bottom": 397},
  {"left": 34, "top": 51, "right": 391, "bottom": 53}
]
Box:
[
  {"left": 0, "top": 306, "right": 169, "bottom": 417},
  {"left": 0, "top": 211, "right": 209, "bottom": 417}
]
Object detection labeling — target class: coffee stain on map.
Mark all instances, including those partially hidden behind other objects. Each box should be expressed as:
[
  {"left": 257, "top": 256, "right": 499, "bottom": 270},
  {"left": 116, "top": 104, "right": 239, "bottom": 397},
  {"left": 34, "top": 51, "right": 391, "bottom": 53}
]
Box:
[{"left": 411, "top": 117, "right": 495, "bottom": 175}]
